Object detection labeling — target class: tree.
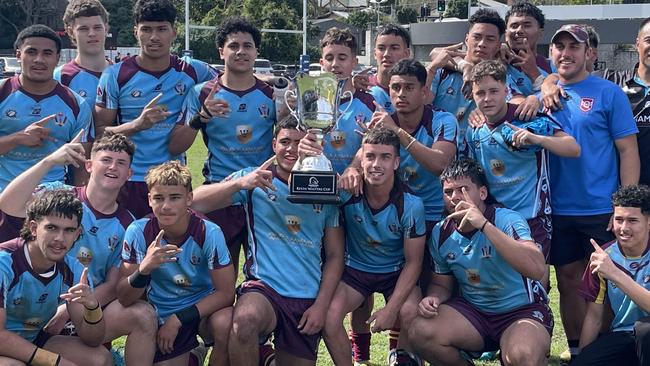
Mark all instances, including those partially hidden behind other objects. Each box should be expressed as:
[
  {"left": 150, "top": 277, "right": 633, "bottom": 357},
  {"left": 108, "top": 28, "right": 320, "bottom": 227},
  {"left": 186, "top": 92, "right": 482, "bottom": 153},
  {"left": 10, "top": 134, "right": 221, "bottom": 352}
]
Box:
[
  {"left": 444, "top": 0, "right": 469, "bottom": 19},
  {"left": 396, "top": 7, "right": 418, "bottom": 25},
  {"left": 347, "top": 10, "right": 376, "bottom": 31}
]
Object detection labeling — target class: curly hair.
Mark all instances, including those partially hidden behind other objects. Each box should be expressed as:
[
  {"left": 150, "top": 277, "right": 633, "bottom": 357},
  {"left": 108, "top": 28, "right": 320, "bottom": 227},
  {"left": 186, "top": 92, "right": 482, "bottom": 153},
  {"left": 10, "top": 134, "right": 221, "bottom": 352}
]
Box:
[
  {"left": 469, "top": 8, "right": 506, "bottom": 36},
  {"left": 612, "top": 185, "right": 650, "bottom": 216},
  {"left": 133, "top": 0, "right": 176, "bottom": 25},
  {"left": 215, "top": 17, "right": 262, "bottom": 49}
]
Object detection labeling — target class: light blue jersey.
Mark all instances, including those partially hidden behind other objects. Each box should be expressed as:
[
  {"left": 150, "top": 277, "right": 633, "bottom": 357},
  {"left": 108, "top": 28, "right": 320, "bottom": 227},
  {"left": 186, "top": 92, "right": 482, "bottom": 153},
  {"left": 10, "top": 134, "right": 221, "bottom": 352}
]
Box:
[
  {"left": 581, "top": 240, "right": 650, "bottom": 332},
  {"left": 430, "top": 68, "right": 475, "bottom": 158},
  {"left": 0, "top": 238, "right": 83, "bottom": 342},
  {"left": 368, "top": 75, "right": 394, "bottom": 114},
  {"left": 395, "top": 105, "right": 458, "bottom": 221},
  {"left": 430, "top": 205, "right": 547, "bottom": 313},
  {"left": 122, "top": 211, "right": 230, "bottom": 322},
  {"left": 68, "top": 186, "right": 133, "bottom": 286},
  {"left": 548, "top": 75, "right": 638, "bottom": 215},
  {"left": 96, "top": 56, "right": 217, "bottom": 181},
  {"left": 54, "top": 60, "right": 102, "bottom": 107},
  {"left": 341, "top": 183, "right": 425, "bottom": 273},
  {"left": 467, "top": 104, "right": 559, "bottom": 219},
  {"left": 0, "top": 77, "right": 93, "bottom": 191},
  {"left": 324, "top": 91, "right": 376, "bottom": 174},
  {"left": 179, "top": 76, "right": 275, "bottom": 183},
  {"left": 228, "top": 165, "right": 340, "bottom": 299}
]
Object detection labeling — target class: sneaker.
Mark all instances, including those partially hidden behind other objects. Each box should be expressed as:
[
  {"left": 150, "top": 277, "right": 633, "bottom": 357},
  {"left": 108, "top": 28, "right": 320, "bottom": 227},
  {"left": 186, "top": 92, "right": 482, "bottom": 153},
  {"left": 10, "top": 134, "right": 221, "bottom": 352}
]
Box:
[
  {"left": 353, "top": 361, "right": 371, "bottom": 366},
  {"left": 479, "top": 351, "right": 497, "bottom": 361},
  {"left": 110, "top": 349, "right": 125, "bottom": 366},
  {"left": 388, "top": 349, "right": 423, "bottom": 366},
  {"left": 560, "top": 349, "right": 572, "bottom": 365},
  {"left": 189, "top": 339, "right": 207, "bottom": 366}
]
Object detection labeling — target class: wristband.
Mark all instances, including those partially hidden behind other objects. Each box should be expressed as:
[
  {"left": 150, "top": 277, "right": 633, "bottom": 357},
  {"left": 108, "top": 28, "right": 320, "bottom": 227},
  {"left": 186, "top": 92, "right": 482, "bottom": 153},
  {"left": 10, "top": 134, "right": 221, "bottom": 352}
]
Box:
[
  {"left": 200, "top": 104, "right": 213, "bottom": 118},
  {"left": 28, "top": 347, "right": 61, "bottom": 366},
  {"left": 405, "top": 138, "right": 417, "bottom": 151},
  {"left": 175, "top": 304, "right": 200, "bottom": 325},
  {"left": 479, "top": 219, "right": 489, "bottom": 231},
  {"left": 128, "top": 270, "right": 151, "bottom": 288},
  {"left": 83, "top": 303, "right": 103, "bottom": 325},
  {"left": 188, "top": 113, "right": 205, "bottom": 130}
]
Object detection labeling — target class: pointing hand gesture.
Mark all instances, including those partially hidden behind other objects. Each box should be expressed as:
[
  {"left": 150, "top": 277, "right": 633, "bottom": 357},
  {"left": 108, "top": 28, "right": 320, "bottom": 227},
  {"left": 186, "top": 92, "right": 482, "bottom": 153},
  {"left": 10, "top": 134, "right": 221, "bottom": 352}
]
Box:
[
  {"left": 60, "top": 267, "right": 99, "bottom": 309},
  {"left": 20, "top": 114, "right": 57, "bottom": 147},
  {"left": 139, "top": 230, "right": 182, "bottom": 275},
  {"left": 45, "top": 129, "right": 87, "bottom": 168},
  {"left": 135, "top": 93, "right": 171, "bottom": 131},
  {"left": 239, "top": 155, "right": 277, "bottom": 192},
  {"left": 201, "top": 81, "right": 230, "bottom": 119},
  {"left": 589, "top": 238, "right": 619, "bottom": 281}
]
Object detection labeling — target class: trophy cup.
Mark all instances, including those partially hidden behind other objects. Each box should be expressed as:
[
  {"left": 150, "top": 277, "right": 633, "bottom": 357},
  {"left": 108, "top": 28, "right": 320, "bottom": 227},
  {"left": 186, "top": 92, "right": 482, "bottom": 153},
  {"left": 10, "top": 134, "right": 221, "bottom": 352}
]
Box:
[{"left": 286, "top": 72, "right": 352, "bottom": 204}]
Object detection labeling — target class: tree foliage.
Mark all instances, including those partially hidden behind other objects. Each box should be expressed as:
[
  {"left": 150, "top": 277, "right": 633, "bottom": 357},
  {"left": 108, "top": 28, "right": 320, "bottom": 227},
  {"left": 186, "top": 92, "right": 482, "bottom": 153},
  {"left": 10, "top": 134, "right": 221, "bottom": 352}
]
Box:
[
  {"left": 396, "top": 7, "right": 419, "bottom": 25},
  {"left": 444, "top": 0, "right": 469, "bottom": 19}
]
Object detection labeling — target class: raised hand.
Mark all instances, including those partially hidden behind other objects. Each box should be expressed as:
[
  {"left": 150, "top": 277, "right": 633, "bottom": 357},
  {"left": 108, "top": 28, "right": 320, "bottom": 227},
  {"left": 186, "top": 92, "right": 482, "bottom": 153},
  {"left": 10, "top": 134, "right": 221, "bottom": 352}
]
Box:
[
  {"left": 468, "top": 109, "right": 487, "bottom": 128},
  {"left": 134, "top": 93, "right": 170, "bottom": 131},
  {"left": 351, "top": 67, "right": 372, "bottom": 91},
  {"left": 201, "top": 81, "right": 230, "bottom": 119},
  {"left": 239, "top": 155, "right": 276, "bottom": 192},
  {"left": 589, "top": 238, "right": 618, "bottom": 280},
  {"left": 446, "top": 187, "right": 486, "bottom": 232},
  {"left": 511, "top": 38, "right": 539, "bottom": 80},
  {"left": 369, "top": 101, "right": 398, "bottom": 132},
  {"left": 504, "top": 122, "right": 541, "bottom": 148},
  {"left": 428, "top": 43, "right": 465, "bottom": 71},
  {"left": 514, "top": 95, "right": 541, "bottom": 122},
  {"left": 45, "top": 129, "right": 87, "bottom": 168},
  {"left": 297, "top": 131, "right": 323, "bottom": 160},
  {"left": 20, "top": 114, "right": 57, "bottom": 147},
  {"left": 139, "top": 230, "right": 182, "bottom": 275},
  {"left": 60, "top": 267, "right": 99, "bottom": 310}
]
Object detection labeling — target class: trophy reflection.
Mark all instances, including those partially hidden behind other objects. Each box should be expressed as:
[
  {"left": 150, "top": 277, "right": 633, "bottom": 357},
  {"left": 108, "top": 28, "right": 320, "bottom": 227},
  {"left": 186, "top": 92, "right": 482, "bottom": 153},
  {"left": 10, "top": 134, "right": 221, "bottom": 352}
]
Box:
[{"left": 286, "top": 72, "right": 352, "bottom": 204}]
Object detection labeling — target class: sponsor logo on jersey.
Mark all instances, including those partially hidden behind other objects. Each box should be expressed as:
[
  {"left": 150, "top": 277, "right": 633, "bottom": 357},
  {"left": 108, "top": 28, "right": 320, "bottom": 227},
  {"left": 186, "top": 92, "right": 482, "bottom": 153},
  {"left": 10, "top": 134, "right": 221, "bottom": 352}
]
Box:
[
  {"left": 388, "top": 223, "right": 399, "bottom": 234},
  {"left": 76, "top": 246, "right": 93, "bottom": 266},
  {"left": 489, "top": 159, "right": 506, "bottom": 176},
  {"left": 5, "top": 109, "right": 16, "bottom": 118},
  {"left": 154, "top": 83, "right": 163, "bottom": 92},
  {"left": 131, "top": 90, "right": 142, "bottom": 98},
  {"left": 174, "top": 82, "right": 186, "bottom": 95},
  {"left": 236, "top": 125, "right": 253, "bottom": 143},
  {"left": 446, "top": 87, "right": 455, "bottom": 95},
  {"left": 173, "top": 274, "right": 191, "bottom": 287},
  {"left": 89, "top": 226, "right": 99, "bottom": 235},
  {"left": 466, "top": 269, "right": 481, "bottom": 284},
  {"left": 267, "top": 192, "right": 277, "bottom": 202},
  {"left": 446, "top": 252, "right": 456, "bottom": 260},
  {"left": 238, "top": 103, "right": 247, "bottom": 112},
  {"left": 516, "top": 77, "right": 525, "bottom": 86},
  {"left": 54, "top": 112, "right": 67, "bottom": 127},
  {"left": 78, "top": 90, "right": 87, "bottom": 98},
  {"left": 37, "top": 293, "right": 49, "bottom": 303},
  {"left": 330, "top": 130, "right": 345, "bottom": 149},
  {"left": 258, "top": 104, "right": 269, "bottom": 118},
  {"left": 108, "top": 235, "right": 119, "bottom": 251},
  {"left": 13, "top": 297, "right": 23, "bottom": 306},
  {"left": 462, "top": 245, "right": 472, "bottom": 255},
  {"left": 31, "top": 105, "right": 42, "bottom": 116},
  {"left": 354, "top": 215, "right": 363, "bottom": 223},
  {"left": 285, "top": 215, "right": 301, "bottom": 233},
  {"left": 579, "top": 97, "right": 594, "bottom": 112},
  {"left": 366, "top": 237, "right": 381, "bottom": 248}
]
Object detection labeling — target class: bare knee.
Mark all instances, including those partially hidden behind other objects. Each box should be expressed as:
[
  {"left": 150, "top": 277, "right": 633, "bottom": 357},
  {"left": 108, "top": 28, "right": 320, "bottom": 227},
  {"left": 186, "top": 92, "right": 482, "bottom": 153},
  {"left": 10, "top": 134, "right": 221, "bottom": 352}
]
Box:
[
  {"left": 408, "top": 317, "right": 436, "bottom": 351},
  {"left": 209, "top": 307, "right": 233, "bottom": 345},
  {"left": 124, "top": 301, "right": 158, "bottom": 336},
  {"left": 502, "top": 343, "right": 546, "bottom": 366},
  {"left": 231, "top": 307, "right": 264, "bottom": 343},
  {"left": 86, "top": 346, "right": 114, "bottom": 366},
  {"left": 399, "top": 300, "right": 419, "bottom": 329}
]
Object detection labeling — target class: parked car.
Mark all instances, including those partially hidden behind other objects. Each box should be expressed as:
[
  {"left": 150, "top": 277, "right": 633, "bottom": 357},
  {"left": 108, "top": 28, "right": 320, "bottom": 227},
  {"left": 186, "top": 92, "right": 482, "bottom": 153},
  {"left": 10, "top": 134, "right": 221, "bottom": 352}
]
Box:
[
  {"left": 253, "top": 59, "right": 273, "bottom": 75},
  {"left": 283, "top": 65, "right": 299, "bottom": 78},
  {"left": 271, "top": 64, "right": 286, "bottom": 77},
  {"left": 308, "top": 63, "right": 322, "bottom": 77},
  {"left": 0, "top": 57, "right": 20, "bottom": 77}
]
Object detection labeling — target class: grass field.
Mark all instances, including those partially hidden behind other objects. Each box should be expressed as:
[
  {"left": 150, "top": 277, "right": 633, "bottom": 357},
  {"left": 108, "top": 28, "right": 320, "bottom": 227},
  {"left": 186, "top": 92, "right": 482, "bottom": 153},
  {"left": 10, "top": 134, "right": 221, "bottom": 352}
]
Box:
[{"left": 115, "top": 138, "right": 569, "bottom": 365}]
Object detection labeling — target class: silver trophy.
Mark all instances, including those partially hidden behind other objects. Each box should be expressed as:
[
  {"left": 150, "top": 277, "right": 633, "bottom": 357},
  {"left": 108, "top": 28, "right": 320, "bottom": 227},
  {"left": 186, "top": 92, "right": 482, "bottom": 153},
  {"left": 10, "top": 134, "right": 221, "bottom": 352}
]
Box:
[{"left": 285, "top": 72, "right": 352, "bottom": 204}]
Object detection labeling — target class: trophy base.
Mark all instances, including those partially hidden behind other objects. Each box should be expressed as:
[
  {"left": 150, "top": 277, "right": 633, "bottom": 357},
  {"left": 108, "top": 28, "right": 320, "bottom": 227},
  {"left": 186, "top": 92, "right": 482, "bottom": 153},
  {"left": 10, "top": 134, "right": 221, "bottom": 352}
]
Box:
[
  {"left": 288, "top": 170, "right": 339, "bottom": 205},
  {"left": 287, "top": 194, "right": 341, "bottom": 204}
]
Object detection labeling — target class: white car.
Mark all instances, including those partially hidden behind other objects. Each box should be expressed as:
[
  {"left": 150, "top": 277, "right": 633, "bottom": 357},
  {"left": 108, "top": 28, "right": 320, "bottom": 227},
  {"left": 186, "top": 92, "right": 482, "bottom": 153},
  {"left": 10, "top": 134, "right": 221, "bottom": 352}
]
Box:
[
  {"left": 0, "top": 57, "right": 21, "bottom": 77},
  {"left": 253, "top": 59, "right": 273, "bottom": 75},
  {"left": 308, "top": 63, "right": 322, "bottom": 77}
]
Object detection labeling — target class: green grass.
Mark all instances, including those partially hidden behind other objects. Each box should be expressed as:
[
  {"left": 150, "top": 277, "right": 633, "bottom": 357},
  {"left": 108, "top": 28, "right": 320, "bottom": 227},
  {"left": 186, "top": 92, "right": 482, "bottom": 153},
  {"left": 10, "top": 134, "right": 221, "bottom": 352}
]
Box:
[{"left": 115, "top": 138, "right": 568, "bottom": 365}]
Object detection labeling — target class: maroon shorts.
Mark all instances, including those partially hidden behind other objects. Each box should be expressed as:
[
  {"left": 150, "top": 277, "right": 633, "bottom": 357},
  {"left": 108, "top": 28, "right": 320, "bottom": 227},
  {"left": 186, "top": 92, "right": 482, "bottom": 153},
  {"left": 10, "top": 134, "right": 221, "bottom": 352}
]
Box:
[
  {"left": 153, "top": 317, "right": 201, "bottom": 362},
  {"left": 445, "top": 297, "right": 554, "bottom": 352},
  {"left": 0, "top": 211, "right": 24, "bottom": 242},
  {"left": 528, "top": 215, "right": 552, "bottom": 262},
  {"left": 238, "top": 280, "right": 320, "bottom": 361},
  {"left": 118, "top": 181, "right": 152, "bottom": 219},
  {"left": 342, "top": 266, "right": 400, "bottom": 301},
  {"left": 204, "top": 204, "right": 247, "bottom": 249}
]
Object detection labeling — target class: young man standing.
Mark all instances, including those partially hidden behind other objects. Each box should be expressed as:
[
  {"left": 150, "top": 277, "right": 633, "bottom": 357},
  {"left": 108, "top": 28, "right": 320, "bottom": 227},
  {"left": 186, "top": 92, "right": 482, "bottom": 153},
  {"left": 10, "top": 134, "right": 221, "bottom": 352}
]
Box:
[
  {"left": 0, "top": 132, "right": 159, "bottom": 365},
  {"left": 170, "top": 17, "right": 275, "bottom": 275},
  {"left": 547, "top": 24, "right": 639, "bottom": 362},
  {"left": 118, "top": 161, "right": 235, "bottom": 366},
  {"left": 467, "top": 59, "right": 579, "bottom": 271},
  {"left": 407, "top": 159, "right": 552, "bottom": 366},
  {"left": 55, "top": 0, "right": 111, "bottom": 107},
  {"left": 0, "top": 189, "right": 112, "bottom": 365},
  {"left": 575, "top": 184, "right": 650, "bottom": 366},
  {"left": 322, "top": 127, "right": 426, "bottom": 366},
  {"left": 191, "top": 116, "right": 344, "bottom": 366},
  {"left": 95, "top": 0, "right": 217, "bottom": 218},
  {"left": 0, "top": 25, "right": 92, "bottom": 192}
]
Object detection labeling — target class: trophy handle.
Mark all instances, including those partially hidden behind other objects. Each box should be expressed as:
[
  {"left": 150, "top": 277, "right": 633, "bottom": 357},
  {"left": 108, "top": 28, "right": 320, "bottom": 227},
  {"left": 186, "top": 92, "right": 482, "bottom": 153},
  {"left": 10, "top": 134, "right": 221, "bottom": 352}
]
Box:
[
  {"left": 335, "top": 90, "right": 355, "bottom": 131},
  {"left": 285, "top": 89, "right": 297, "bottom": 115}
]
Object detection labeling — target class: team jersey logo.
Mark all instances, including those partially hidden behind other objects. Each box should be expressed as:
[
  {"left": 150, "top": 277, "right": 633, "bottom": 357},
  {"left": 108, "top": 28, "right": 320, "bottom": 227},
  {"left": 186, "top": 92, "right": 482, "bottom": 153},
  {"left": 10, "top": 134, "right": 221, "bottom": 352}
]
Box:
[
  {"left": 384, "top": 102, "right": 391, "bottom": 109},
  {"left": 579, "top": 97, "right": 594, "bottom": 112},
  {"left": 238, "top": 103, "right": 247, "bottom": 112},
  {"left": 400, "top": 166, "right": 418, "bottom": 183},
  {"left": 481, "top": 245, "right": 492, "bottom": 259},
  {"left": 89, "top": 226, "right": 99, "bottom": 235},
  {"left": 388, "top": 223, "right": 399, "bottom": 234},
  {"left": 78, "top": 90, "right": 87, "bottom": 98},
  {"left": 353, "top": 215, "right": 363, "bottom": 223},
  {"left": 465, "top": 269, "right": 481, "bottom": 284},
  {"left": 175, "top": 82, "right": 186, "bottom": 95},
  {"left": 366, "top": 237, "right": 381, "bottom": 248},
  {"left": 489, "top": 159, "right": 505, "bottom": 176},
  {"left": 190, "top": 252, "right": 201, "bottom": 265},
  {"left": 312, "top": 204, "right": 323, "bottom": 213},
  {"left": 131, "top": 90, "right": 142, "bottom": 98},
  {"left": 446, "top": 252, "right": 456, "bottom": 260},
  {"left": 236, "top": 125, "right": 253, "bottom": 143},
  {"left": 5, "top": 109, "right": 16, "bottom": 118},
  {"left": 154, "top": 83, "right": 163, "bottom": 92},
  {"left": 108, "top": 235, "right": 119, "bottom": 251},
  {"left": 31, "top": 105, "right": 42, "bottom": 116},
  {"left": 258, "top": 104, "right": 270, "bottom": 118},
  {"left": 446, "top": 87, "right": 455, "bottom": 95},
  {"left": 330, "top": 131, "right": 345, "bottom": 149},
  {"left": 267, "top": 192, "right": 277, "bottom": 202},
  {"left": 37, "top": 293, "right": 49, "bottom": 303},
  {"left": 285, "top": 215, "right": 302, "bottom": 233},
  {"left": 462, "top": 245, "right": 472, "bottom": 255},
  {"left": 54, "top": 112, "right": 68, "bottom": 127},
  {"left": 516, "top": 77, "right": 525, "bottom": 86},
  {"left": 13, "top": 297, "right": 23, "bottom": 306},
  {"left": 76, "top": 246, "right": 94, "bottom": 266},
  {"left": 532, "top": 310, "right": 545, "bottom": 322},
  {"left": 644, "top": 275, "right": 650, "bottom": 284},
  {"left": 456, "top": 107, "right": 466, "bottom": 122},
  {"left": 173, "top": 274, "right": 191, "bottom": 287},
  {"left": 23, "top": 318, "right": 42, "bottom": 330}
]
